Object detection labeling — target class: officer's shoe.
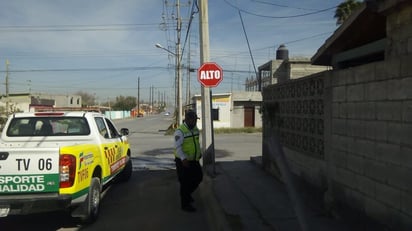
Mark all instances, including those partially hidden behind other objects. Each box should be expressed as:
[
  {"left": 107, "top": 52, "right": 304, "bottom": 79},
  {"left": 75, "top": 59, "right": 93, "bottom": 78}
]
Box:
[{"left": 182, "top": 204, "right": 196, "bottom": 212}]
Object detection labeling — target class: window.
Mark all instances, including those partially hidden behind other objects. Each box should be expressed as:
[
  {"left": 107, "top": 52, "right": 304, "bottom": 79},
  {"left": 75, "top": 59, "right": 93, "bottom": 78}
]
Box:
[
  {"left": 212, "top": 108, "right": 219, "bottom": 121},
  {"left": 6, "top": 117, "right": 90, "bottom": 136},
  {"left": 105, "top": 118, "right": 120, "bottom": 138},
  {"left": 95, "top": 117, "right": 109, "bottom": 138}
]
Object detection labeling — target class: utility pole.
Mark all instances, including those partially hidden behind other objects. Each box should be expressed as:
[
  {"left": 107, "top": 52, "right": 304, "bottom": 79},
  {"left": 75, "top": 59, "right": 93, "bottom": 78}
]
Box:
[
  {"left": 149, "top": 85, "right": 152, "bottom": 114},
  {"left": 199, "top": 0, "right": 215, "bottom": 175},
  {"left": 137, "top": 76, "right": 140, "bottom": 116},
  {"left": 186, "top": 35, "right": 191, "bottom": 106},
  {"left": 176, "top": 0, "right": 183, "bottom": 125},
  {"left": 5, "top": 59, "right": 9, "bottom": 114},
  {"left": 151, "top": 86, "right": 154, "bottom": 114}
]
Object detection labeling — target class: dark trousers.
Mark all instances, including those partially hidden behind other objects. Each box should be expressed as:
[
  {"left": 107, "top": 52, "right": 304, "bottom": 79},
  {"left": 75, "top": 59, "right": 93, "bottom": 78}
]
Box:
[{"left": 175, "top": 158, "right": 203, "bottom": 207}]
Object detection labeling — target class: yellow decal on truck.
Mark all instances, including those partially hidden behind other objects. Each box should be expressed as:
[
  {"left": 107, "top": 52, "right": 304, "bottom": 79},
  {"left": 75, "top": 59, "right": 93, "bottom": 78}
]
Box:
[
  {"left": 110, "top": 157, "right": 126, "bottom": 174},
  {"left": 104, "top": 146, "right": 125, "bottom": 174}
]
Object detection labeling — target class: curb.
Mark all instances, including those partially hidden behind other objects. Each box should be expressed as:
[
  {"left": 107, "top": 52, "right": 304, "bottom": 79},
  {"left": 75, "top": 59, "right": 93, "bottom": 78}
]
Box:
[{"left": 199, "top": 168, "right": 231, "bottom": 231}]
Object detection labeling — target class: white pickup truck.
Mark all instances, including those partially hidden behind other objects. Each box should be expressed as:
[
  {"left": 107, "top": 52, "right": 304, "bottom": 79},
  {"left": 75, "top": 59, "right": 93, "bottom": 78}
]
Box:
[{"left": 0, "top": 111, "right": 132, "bottom": 223}]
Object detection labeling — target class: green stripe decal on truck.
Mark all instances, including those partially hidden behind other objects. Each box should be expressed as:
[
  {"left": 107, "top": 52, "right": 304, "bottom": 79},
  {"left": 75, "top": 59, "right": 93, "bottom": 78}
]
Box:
[{"left": 0, "top": 174, "right": 60, "bottom": 194}]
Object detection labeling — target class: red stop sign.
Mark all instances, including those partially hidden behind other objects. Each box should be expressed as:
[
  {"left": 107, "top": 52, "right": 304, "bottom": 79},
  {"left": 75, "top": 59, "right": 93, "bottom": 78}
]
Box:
[{"left": 197, "top": 62, "right": 223, "bottom": 87}]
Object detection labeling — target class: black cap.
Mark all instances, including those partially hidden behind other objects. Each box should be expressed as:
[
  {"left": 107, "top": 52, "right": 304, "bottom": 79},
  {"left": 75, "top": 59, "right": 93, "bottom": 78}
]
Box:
[{"left": 185, "top": 110, "right": 199, "bottom": 120}]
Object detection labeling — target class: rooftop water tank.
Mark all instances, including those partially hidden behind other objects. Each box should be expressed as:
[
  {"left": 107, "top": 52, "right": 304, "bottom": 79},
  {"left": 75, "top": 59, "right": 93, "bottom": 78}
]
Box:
[{"left": 276, "top": 44, "right": 289, "bottom": 60}]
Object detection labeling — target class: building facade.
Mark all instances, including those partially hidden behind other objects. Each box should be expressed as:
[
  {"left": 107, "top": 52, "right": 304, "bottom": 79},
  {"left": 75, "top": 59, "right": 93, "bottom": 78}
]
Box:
[
  {"left": 193, "top": 92, "right": 262, "bottom": 129},
  {"left": 0, "top": 93, "right": 82, "bottom": 113},
  {"left": 245, "top": 45, "right": 329, "bottom": 91}
]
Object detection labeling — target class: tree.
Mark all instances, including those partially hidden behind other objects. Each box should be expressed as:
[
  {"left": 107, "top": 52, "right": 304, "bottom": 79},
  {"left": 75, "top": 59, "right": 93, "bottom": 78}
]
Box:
[
  {"left": 112, "top": 96, "right": 137, "bottom": 111},
  {"left": 334, "top": 0, "right": 363, "bottom": 25}
]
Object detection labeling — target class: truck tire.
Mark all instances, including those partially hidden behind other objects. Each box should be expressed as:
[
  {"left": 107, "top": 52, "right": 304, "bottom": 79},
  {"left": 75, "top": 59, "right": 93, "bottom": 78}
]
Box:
[
  {"left": 117, "top": 157, "right": 132, "bottom": 182},
  {"left": 81, "top": 177, "right": 101, "bottom": 223}
]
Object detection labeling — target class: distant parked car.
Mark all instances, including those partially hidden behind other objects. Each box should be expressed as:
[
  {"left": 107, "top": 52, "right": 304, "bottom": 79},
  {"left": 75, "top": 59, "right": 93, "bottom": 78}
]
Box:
[{"left": 164, "top": 112, "right": 170, "bottom": 116}]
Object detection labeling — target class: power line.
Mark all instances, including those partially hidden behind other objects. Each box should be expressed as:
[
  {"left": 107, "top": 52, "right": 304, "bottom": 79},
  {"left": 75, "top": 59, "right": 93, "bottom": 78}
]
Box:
[
  {"left": 0, "top": 66, "right": 168, "bottom": 73},
  {"left": 208, "top": 31, "right": 334, "bottom": 60},
  {"left": 250, "top": 0, "right": 319, "bottom": 11},
  {"left": 0, "top": 66, "right": 253, "bottom": 74},
  {"left": 238, "top": 11, "right": 258, "bottom": 80},
  {"left": 223, "top": 0, "right": 337, "bottom": 19},
  {"left": 0, "top": 23, "right": 167, "bottom": 32}
]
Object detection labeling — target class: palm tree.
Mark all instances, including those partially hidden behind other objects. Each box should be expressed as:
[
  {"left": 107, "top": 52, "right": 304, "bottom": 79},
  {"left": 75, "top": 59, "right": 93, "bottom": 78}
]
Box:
[{"left": 334, "top": 0, "right": 363, "bottom": 25}]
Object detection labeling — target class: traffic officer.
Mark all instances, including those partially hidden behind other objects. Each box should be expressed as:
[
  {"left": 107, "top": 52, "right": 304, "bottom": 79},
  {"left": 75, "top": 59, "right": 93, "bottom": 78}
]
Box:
[{"left": 174, "top": 110, "right": 203, "bottom": 212}]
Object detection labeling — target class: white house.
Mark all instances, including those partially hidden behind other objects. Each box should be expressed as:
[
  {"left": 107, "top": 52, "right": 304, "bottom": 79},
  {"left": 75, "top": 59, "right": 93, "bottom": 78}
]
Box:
[
  {"left": 0, "top": 93, "right": 82, "bottom": 113},
  {"left": 193, "top": 91, "right": 262, "bottom": 129}
]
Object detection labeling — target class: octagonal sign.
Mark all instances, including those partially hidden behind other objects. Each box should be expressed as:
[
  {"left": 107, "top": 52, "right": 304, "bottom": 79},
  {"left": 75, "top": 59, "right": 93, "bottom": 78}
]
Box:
[{"left": 197, "top": 62, "right": 223, "bottom": 87}]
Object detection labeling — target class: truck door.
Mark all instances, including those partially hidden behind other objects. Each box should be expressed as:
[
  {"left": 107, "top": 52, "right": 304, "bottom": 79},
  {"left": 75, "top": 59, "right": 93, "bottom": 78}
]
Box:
[{"left": 94, "top": 117, "right": 125, "bottom": 177}]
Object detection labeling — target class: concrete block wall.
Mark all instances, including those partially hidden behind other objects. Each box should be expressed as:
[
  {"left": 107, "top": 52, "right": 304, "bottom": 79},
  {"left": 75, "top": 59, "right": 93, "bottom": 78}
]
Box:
[
  {"left": 262, "top": 2, "right": 412, "bottom": 229},
  {"left": 262, "top": 73, "right": 328, "bottom": 190},
  {"left": 329, "top": 57, "right": 412, "bottom": 229},
  {"left": 325, "top": 5, "right": 412, "bottom": 230},
  {"left": 263, "top": 58, "right": 412, "bottom": 230}
]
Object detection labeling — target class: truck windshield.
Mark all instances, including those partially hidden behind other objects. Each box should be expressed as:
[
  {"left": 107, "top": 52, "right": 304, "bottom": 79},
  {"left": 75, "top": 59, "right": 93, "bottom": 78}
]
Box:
[{"left": 6, "top": 117, "right": 90, "bottom": 136}]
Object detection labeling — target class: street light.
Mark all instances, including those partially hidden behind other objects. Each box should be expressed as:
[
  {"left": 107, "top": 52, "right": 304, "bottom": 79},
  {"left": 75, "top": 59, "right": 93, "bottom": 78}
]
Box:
[
  {"left": 155, "top": 43, "right": 182, "bottom": 126},
  {"left": 155, "top": 43, "right": 175, "bottom": 56}
]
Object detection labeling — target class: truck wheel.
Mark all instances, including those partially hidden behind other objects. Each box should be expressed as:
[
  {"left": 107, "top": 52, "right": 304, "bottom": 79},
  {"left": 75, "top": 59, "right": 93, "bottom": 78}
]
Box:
[
  {"left": 118, "top": 158, "right": 132, "bottom": 182},
  {"left": 81, "top": 177, "right": 101, "bottom": 223}
]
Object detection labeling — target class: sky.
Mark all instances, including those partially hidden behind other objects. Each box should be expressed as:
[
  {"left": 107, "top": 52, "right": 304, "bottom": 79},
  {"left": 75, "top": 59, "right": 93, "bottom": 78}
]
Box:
[{"left": 0, "top": 0, "right": 343, "bottom": 105}]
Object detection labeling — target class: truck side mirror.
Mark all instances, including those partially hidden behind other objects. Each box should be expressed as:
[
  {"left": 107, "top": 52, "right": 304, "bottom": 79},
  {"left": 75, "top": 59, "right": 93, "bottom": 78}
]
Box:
[{"left": 120, "top": 128, "right": 129, "bottom": 136}]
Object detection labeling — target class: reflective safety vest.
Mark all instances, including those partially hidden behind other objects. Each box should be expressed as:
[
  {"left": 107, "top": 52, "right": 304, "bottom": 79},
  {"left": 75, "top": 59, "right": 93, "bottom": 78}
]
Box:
[{"left": 174, "top": 124, "right": 201, "bottom": 161}]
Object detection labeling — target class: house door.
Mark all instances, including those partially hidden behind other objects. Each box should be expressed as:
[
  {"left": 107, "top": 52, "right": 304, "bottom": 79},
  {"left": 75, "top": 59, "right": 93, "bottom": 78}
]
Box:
[{"left": 244, "top": 106, "right": 255, "bottom": 127}]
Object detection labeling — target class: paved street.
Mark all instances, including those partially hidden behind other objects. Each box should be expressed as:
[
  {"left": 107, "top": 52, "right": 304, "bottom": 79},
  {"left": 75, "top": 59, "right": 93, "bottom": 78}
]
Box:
[{"left": 0, "top": 114, "right": 262, "bottom": 231}]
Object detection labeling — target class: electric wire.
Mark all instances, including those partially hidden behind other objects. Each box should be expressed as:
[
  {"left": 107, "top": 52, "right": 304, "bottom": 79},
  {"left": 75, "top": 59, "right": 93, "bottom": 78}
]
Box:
[
  {"left": 179, "top": 0, "right": 198, "bottom": 64},
  {"left": 223, "top": 0, "right": 337, "bottom": 19},
  {"left": 250, "top": 0, "right": 319, "bottom": 11},
  {"left": 0, "top": 23, "right": 166, "bottom": 32},
  {"left": 238, "top": 11, "right": 258, "bottom": 80}
]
